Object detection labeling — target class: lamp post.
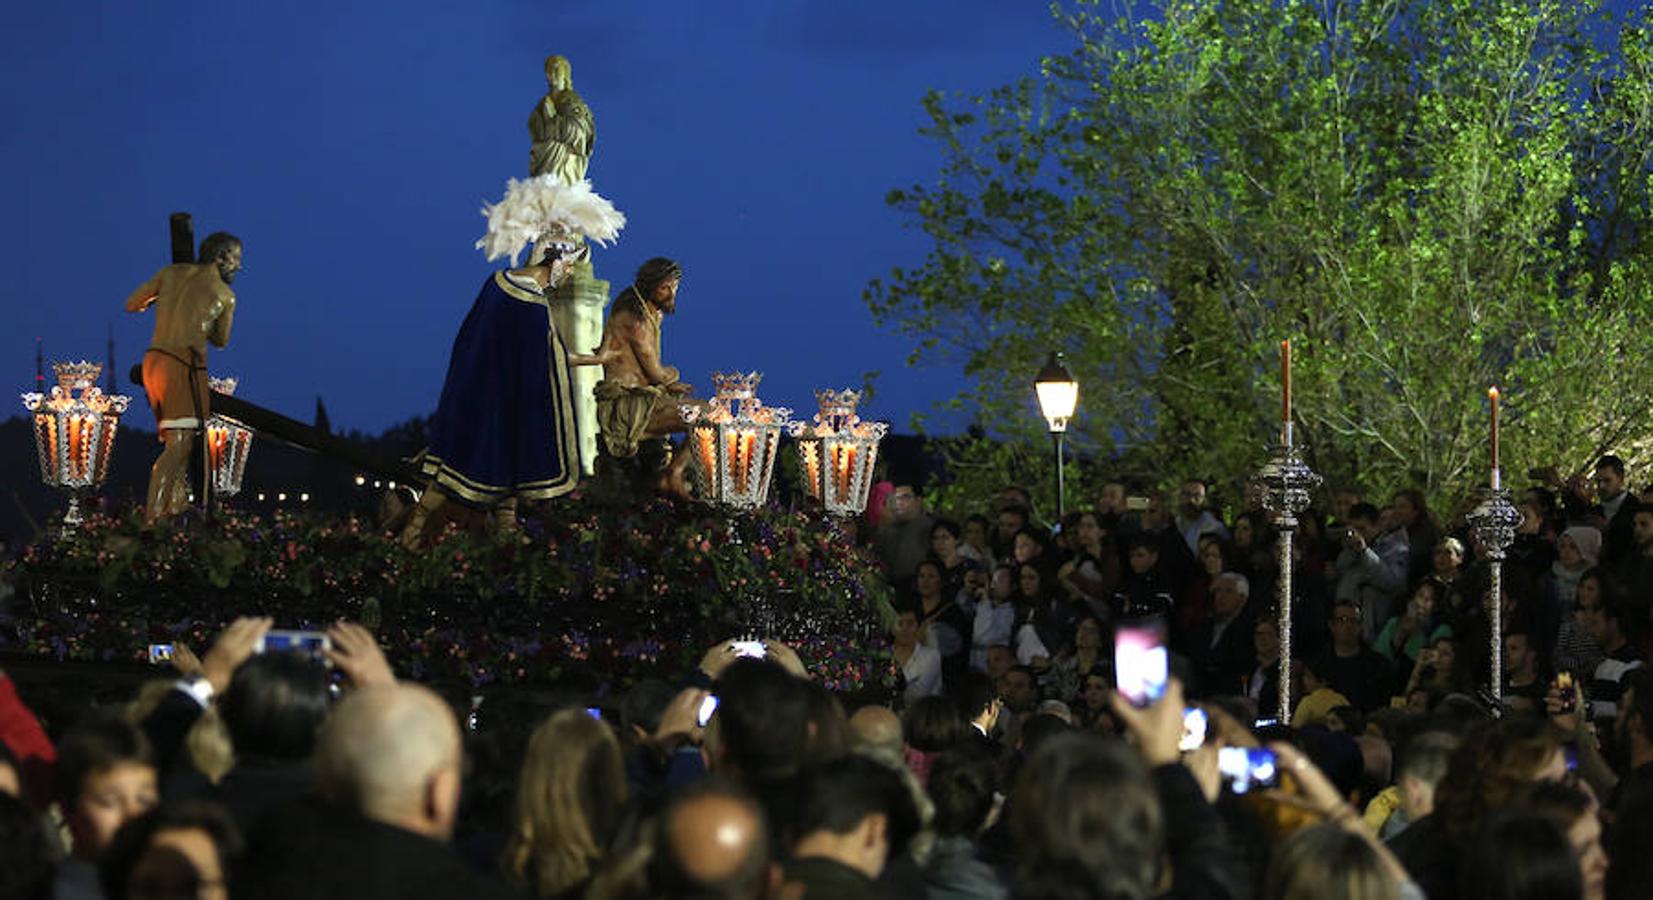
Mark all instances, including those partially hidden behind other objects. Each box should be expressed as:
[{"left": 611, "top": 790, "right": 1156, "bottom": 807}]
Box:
[{"left": 1034, "top": 352, "right": 1079, "bottom": 520}]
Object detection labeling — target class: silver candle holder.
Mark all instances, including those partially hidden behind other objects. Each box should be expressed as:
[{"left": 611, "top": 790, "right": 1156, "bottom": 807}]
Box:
[
  {"left": 1253, "top": 430, "right": 1321, "bottom": 720},
  {"left": 1466, "top": 479, "right": 1520, "bottom": 703}
]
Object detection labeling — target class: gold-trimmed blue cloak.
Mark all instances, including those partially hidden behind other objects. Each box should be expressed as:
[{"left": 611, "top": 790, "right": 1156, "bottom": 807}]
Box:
[{"left": 420, "top": 271, "right": 579, "bottom": 507}]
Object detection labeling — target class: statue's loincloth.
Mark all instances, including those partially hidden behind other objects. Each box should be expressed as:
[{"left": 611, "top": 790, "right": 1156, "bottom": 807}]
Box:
[
  {"left": 141, "top": 348, "right": 209, "bottom": 437},
  {"left": 593, "top": 380, "right": 672, "bottom": 459}
]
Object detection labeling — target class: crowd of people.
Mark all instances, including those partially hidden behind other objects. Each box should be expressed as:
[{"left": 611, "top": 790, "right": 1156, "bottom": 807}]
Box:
[
  {"left": 0, "top": 455, "right": 1651, "bottom": 898},
  {"left": 866, "top": 455, "right": 1653, "bottom": 897}
]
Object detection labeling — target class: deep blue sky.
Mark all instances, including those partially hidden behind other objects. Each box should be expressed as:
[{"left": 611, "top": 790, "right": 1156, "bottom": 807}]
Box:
[{"left": 3, "top": 1, "right": 1074, "bottom": 435}]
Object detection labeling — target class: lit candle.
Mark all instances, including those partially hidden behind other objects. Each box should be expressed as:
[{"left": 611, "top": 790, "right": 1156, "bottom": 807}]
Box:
[
  {"left": 834, "top": 445, "right": 855, "bottom": 500},
  {"left": 802, "top": 442, "right": 820, "bottom": 498},
  {"left": 70, "top": 415, "right": 86, "bottom": 479},
  {"left": 1489, "top": 387, "right": 1500, "bottom": 488}
]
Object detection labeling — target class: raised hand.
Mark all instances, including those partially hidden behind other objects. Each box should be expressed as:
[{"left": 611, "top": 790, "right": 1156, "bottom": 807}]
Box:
[
  {"left": 324, "top": 621, "right": 396, "bottom": 690},
  {"left": 202, "top": 617, "right": 274, "bottom": 694}
]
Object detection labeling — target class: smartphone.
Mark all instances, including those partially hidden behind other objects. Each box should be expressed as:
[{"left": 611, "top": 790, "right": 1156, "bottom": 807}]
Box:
[
  {"left": 1114, "top": 619, "right": 1168, "bottom": 707},
  {"left": 1556, "top": 672, "right": 1578, "bottom": 714},
  {"left": 697, "top": 694, "right": 720, "bottom": 727},
  {"left": 147, "top": 643, "right": 174, "bottom": 664},
  {"left": 258, "top": 630, "right": 330, "bottom": 657},
  {"left": 1253, "top": 717, "right": 1280, "bottom": 729},
  {"left": 585, "top": 706, "right": 603, "bottom": 721},
  {"left": 731, "top": 640, "right": 767, "bottom": 659},
  {"left": 1180, "top": 707, "right": 1208, "bottom": 752},
  {"left": 1218, "top": 746, "right": 1280, "bottom": 794},
  {"left": 1125, "top": 496, "right": 1151, "bottom": 512}
]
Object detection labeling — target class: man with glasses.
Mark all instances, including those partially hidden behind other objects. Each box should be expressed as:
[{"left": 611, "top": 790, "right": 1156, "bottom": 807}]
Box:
[{"left": 1308, "top": 599, "right": 1394, "bottom": 713}]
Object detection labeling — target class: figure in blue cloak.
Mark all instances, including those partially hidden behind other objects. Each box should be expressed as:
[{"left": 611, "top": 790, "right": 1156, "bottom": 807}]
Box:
[{"left": 401, "top": 175, "right": 625, "bottom": 545}]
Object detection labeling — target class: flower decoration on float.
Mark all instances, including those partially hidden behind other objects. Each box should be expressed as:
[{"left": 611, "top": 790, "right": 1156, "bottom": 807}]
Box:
[
  {"left": 680, "top": 372, "right": 791, "bottom": 509},
  {"left": 21, "top": 361, "right": 130, "bottom": 529},
  {"left": 790, "top": 389, "right": 887, "bottom": 516},
  {"left": 206, "top": 376, "right": 254, "bottom": 498}
]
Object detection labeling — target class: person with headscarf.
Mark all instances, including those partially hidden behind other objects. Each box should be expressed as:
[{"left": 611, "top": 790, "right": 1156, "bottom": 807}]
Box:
[{"left": 1551, "top": 526, "right": 1603, "bottom": 615}]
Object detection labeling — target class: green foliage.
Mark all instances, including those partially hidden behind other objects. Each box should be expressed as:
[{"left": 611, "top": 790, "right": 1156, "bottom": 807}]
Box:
[
  {"left": 7, "top": 501, "right": 894, "bottom": 691},
  {"left": 871, "top": 0, "right": 1653, "bottom": 508}
]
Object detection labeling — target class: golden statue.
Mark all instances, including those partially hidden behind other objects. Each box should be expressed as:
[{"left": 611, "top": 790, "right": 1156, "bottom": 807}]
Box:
[{"left": 528, "top": 55, "right": 594, "bottom": 184}]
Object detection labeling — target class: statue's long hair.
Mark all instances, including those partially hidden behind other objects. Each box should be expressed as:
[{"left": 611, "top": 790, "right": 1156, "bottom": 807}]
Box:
[{"left": 633, "top": 257, "right": 682, "bottom": 302}]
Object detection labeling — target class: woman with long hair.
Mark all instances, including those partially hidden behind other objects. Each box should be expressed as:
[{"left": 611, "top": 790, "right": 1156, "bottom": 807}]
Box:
[
  {"left": 1554, "top": 569, "right": 1608, "bottom": 680},
  {"left": 1264, "top": 823, "right": 1402, "bottom": 900},
  {"left": 1057, "top": 511, "right": 1118, "bottom": 611},
  {"left": 504, "top": 709, "right": 628, "bottom": 899},
  {"left": 929, "top": 519, "right": 978, "bottom": 602},
  {"left": 1375, "top": 579, "right": 1452, "bottom": 669},
  {"left": 1014, "top": 562, "right": 1073, "bottom": 674},
  {"left": 1393, "top": 489, "right": 1441, "bottom": 584},
  {"left": 914, "top": 558, "right": 971, "bottom": 686},
  {"left": 1390, "top": 716, "right": 1566, "bottom": 898}
]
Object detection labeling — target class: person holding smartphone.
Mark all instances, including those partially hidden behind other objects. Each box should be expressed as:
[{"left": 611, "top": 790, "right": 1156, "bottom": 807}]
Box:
[{"left": 1329, "top": 503, "right": 1409, "bottom": 642}]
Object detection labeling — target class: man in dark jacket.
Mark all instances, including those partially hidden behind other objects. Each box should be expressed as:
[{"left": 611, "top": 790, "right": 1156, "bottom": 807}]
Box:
[
  {"left": 237, "top": 684, "right": 520, "bottom": 900},
  {"left": 780, "top": 755, "right": 919, "bottom": 900},
  {"left": 1177, "top": 572, "right": 1258, "bottom": 698}
]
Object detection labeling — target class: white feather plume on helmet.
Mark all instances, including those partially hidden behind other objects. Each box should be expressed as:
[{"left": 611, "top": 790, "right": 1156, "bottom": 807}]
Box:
[{"left": 475, "top": 176, "right": 626, "bottom": 266}]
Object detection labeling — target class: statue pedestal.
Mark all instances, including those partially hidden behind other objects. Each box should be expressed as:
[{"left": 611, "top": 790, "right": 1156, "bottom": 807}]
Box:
[{"left": 548, "top": 259, "right": 608, "bottom": 476}]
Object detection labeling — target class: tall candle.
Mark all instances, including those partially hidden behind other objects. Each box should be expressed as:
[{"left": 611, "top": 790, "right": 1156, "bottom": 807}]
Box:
[
  {"left": 1281, "top": 340, "right": 1292, "bottom": 423},
  {"left": 1489, "top": 387, "right": 1500, "bottom": 485}
]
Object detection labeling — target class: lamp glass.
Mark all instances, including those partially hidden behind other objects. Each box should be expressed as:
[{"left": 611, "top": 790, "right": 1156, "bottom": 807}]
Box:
[{"left": 1034, "top": 352, "right": 1079, "bottom": 431}]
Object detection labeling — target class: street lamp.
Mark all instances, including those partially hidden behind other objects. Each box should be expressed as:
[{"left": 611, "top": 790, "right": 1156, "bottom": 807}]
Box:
[{"left": 1034, "top": 351, "right": 1079, "bottom": 519}]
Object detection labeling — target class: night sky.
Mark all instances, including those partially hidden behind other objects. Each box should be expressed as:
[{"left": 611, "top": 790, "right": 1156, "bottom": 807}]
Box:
[{"left": 3, "top": 1, "right": 1075, "bottom": 436}]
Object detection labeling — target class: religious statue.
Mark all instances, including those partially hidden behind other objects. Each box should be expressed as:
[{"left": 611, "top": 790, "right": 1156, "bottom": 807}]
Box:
[
  {"left": 400, "top": 176, "right": 625, "bottom": 547},
  {"left": 529, "top": 54, "right": 608, "bottom": 476},
  {"left": 528, "top": 55, "right": 594, "bottom": 184},
  {"left": 594, "top": 257, "right": 705, "bottom": 497},
  {"left": 124, "top": 232, "right": 241, "bottom": 525}
]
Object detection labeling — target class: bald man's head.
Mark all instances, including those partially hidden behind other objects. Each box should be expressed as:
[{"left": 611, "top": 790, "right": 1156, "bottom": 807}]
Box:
[
  {"left": 653, "top": 779, "right": 769, "bottom": 899},
  {"left": 317, "top": 685, "right": 462, "bottom": 839},
  {"left": 848, "top": 705, "right": 903, "bottom": 760}
]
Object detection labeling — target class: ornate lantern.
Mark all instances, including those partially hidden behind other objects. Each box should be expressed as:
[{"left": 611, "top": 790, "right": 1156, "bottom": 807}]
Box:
[
  {"left": 21, "top": 361, "right": 131, "bottom": 527},
  {"left": 680, "top": 372, "right": 791, "bottom": 508},
  {"left": 790, "top": 389, "right": 887, "bottom": 516},
  {"left": 206, "top": 376, "right": 254, "bottom": 498}
]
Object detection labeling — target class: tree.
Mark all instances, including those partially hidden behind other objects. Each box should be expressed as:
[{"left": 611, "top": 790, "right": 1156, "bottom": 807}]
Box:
[{"left": 869, "top": 0, "right": 1653, "bottom": 511}]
